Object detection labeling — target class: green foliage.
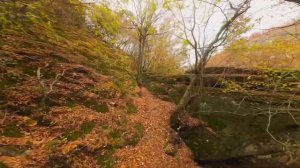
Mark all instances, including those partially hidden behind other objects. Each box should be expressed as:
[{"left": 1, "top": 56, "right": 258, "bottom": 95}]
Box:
[
  {"left": 212, "top": 35, "right": 300, "bottom": 69},
  {"left": 0, "top": 0, "right": 84, "bottom": 33},
  {"left": 146, "top": 20, "right": 187, "bottom": 75},
  {"left": 220, "top": 79, "right": 244, "bottom": 93},
  {"left": 90, "top": 5, "right": 122, "bottom": 42},
  {"left": 183, "top": 39, "right": 190, "bottom": 46}
]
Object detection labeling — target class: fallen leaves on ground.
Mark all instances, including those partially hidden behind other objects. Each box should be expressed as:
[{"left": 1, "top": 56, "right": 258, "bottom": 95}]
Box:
[{"left": 115, "top": 88, "right": 199, "bottom": 168}]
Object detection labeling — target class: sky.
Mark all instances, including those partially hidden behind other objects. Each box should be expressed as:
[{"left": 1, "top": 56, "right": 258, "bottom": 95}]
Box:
[
  {"left": 165, "top": 0, "right": 300, "bottom": 66},
  {"left": 82, "top": 0, "right": 300, "bottom": 37},
  {"left": 175, "top": 0, "right": 300, "bottom": 41},
  {"left": 81, "top": 0, "right": 300, "bottom": 67},
  {"left": 245, "top": 0, "right": 300, "bottom": 36}
]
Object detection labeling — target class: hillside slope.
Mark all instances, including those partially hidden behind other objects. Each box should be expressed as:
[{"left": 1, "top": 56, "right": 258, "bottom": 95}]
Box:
[
  {"left": 0, "top": 1, "right": 197, "bottom": 167},
  {"left": 209, "top": 22, "right": 300, "bottom": 69}
]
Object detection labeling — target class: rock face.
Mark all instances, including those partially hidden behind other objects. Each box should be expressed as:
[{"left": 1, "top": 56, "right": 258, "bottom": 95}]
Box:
[
  {"left": 176, "top": 92, "right": 300, "bottom": 166},
  {"left": 286, "top": 0, "right": 300, "bottom": 4}
]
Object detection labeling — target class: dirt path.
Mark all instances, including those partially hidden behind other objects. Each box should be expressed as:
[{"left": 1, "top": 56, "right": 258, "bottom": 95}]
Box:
[{"left": 115, "top": 88, "right": 199, "bottom": 168}]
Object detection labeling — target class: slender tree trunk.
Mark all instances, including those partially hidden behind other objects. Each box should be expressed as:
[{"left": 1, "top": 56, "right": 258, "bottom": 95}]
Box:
[
  {"left": 176, "top": 75, "right": 196, "bottom": 112},
  {"left": 176, "top": 60, "right": 206, "bottom": 112},
  {"left": 197, "top": 61, "right": 205, "bottom": 96},
  {"left": 137, "top": 37, "right": 145, "bottom": 87}
]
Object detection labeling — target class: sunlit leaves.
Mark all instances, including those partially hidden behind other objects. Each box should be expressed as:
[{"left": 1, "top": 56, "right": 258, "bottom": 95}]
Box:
[
  {"left": 183, "top": 39, "right": 190, "bottom": 46},
  {"left": 90, "top": 5, "right": 122, "bottom": 42},
  {"left": 148, "top": 26, "right": 157, "bottom": 35},
  {"left": 210, "top": 35, "right": 300, "bottom": 69}
]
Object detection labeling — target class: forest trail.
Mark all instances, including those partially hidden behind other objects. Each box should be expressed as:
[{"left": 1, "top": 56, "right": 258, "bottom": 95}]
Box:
[{"left": 115, "top": 88, "right": 199, "bottom": 168}]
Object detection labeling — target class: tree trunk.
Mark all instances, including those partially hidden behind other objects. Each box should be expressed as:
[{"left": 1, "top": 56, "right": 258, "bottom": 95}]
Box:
[
  {"left": 176, "top": 75, "right": 196, "bottom": 112},
  {"left": 176, "top": 61, "right": 206, "bottom": 112},
  {"left": 137, "top": 37, "right": 146, "bottom": 87}
]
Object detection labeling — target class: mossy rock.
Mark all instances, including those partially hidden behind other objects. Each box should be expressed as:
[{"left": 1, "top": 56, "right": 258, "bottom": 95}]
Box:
[
  {"left": 0, "top": 145, "right": 28, "bottom": 157},
  {"left": 148, "top": 83, "right": 169, "bottom": 96},
  {"left": 126, "top": 102, "right": 137, "bottom": 114},
  {"left": 1, "top": 125, "right": 24, "bottom": 138}
]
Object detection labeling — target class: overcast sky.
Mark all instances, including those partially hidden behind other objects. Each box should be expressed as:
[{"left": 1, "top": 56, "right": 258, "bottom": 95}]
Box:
[
  {"left": 245, "top": 0, "right": 300, "bottom": 36},
  {"left": 83, "top": 0, "right": 300, "bottom": 36}
]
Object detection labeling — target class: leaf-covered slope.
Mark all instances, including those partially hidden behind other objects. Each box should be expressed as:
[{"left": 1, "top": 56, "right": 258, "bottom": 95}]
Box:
[{"left": 0, "top": 1, "right": 140, "bottom": 167}]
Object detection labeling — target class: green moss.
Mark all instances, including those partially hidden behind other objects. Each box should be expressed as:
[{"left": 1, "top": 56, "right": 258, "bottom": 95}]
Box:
[
  {"left": 168, "top": 85, "right": 186, "bottom": 104},
  {"left": 83, "top": 100, "right": 110, "bottom": 113},
  {"left": 1, "top": 125, "right": 24, "bottom": 138},
  {"left": 94, "top": 103, "right": 109, "bottom": 113},
  {"left": 47, "top": 139, "right": 65, "bottom": 151},
  {"left": 101, "top": 124, "right": 109, "bottom": 130},
  {"left": 0, "top": 145, "right": 28, "bottom": 157},
  {"left": 201, "top": 115, "right": 227, "bottom": 131},
  {"left": 127, "top": 124, "right": 144, "bottom": 146},
  {"left": 148, "top": 83, "right": 169, "bottom": 96},
  {"left": 101, "top": 125, "right": 127, "bottom": 148},
  {"left": 61, "top": 121, "right": 96, "bottom": 141},
  {"left": 67, "top": 99, "right": 77, "bottom": 108},
  {"left": 0, "top": 162, "right": 9, "bottom": 168},
  {"left": 64, "top": 131, "right": 82, "bottom": 141},
  {"left": 97, "top": 147, "right": 117, "bottom": 168},
  {"left": 109, "top": 130, "right": 122, "bottom": 139},
  {"left": 126, "top": 102, "right": 137, "bottom": 114},
  {"left": 80, "top": 121, "right": 95, "bottom": 134}
]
